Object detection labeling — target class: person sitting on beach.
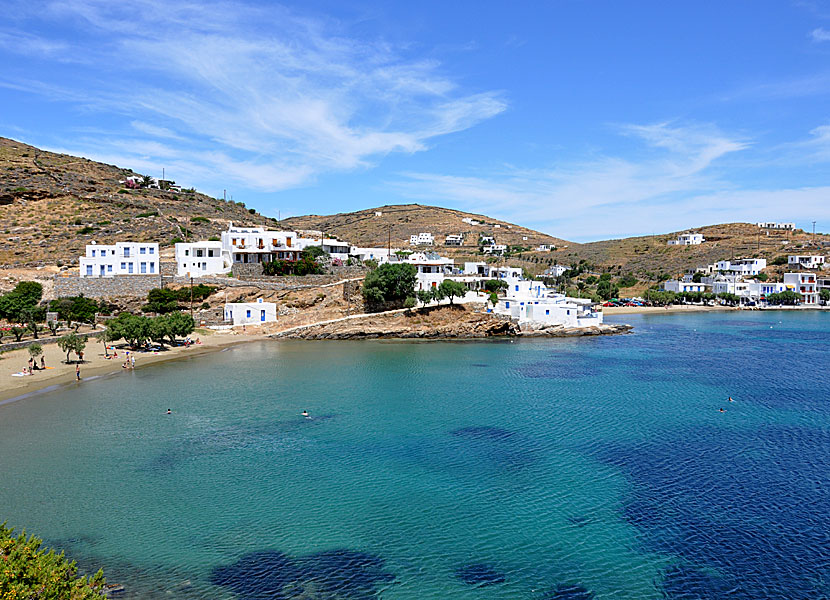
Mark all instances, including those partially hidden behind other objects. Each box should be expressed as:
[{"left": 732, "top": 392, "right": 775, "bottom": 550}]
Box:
[{"left": 40, "top": 356, "right": 45, "bottom": 369}]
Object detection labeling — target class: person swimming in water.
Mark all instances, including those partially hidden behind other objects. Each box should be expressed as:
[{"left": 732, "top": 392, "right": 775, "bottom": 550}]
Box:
[
  {"left": 728, "top": 396, "right": 734, "bottom": 402},
  {"left": 167, "top": 409, "right": 172, "bottom": 414},
  {"left": 719, "top": 408, "right": 725, "bottom": 413},
  {"left": 301, "top": 410, "right": 309, "bottom": 418}
]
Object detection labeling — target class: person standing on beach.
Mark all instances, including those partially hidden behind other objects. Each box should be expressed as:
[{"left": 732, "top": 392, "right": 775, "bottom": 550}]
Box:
[
  {"left": 75, "top": 364, "right": 81, "bottom": 381},
  {"left": 131, "top": 355, "right": 135, "bottom": 369}
]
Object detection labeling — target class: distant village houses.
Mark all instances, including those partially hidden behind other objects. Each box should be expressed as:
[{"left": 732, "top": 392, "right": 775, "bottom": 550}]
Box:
[{"left": 667, "top": 233, "right": 705, "bottom": 246}]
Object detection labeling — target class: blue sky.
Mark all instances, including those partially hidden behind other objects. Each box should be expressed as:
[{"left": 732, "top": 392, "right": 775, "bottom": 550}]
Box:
[{"left": 2, "top": 0, "right": 829, "bottom": 241}]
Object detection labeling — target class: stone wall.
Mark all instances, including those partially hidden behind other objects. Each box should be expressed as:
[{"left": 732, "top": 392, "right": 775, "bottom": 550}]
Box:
[
  {"left": 53, "top": 274, "right": 162, "bottom": 299},
  {"left": 231, "top": 263, "right": 263, "bottom": 279}
]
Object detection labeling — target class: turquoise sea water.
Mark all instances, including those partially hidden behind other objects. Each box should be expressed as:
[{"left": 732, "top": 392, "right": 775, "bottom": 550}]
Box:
[{"left": 0, "top": 310, "right": 828, "bottom": 599}]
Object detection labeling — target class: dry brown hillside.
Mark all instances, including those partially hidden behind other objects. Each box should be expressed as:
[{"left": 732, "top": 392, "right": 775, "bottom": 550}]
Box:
[
  {"left": 555, "top": 222, "right": 830, "bottom": 278},
  {"left": 282, "top": 204, "right": 571, "bottom": 251},
  {"left": 0, "top": 137, "right": 278, "bottom": 268}
]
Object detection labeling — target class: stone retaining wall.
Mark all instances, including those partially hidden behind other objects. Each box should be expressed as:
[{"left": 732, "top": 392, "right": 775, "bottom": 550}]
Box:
[
  {"left": 53, "top": 275, "right": 162, "bottom": 299},
  {"left": 0, "top": 330, "right": 105, "bottom": 352}
]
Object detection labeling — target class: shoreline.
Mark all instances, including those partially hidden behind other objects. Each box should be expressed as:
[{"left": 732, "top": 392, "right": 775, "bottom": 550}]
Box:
[
  {"left": 602, "top": 305, "right": 737, "bottom": 315},
  {"left": 0, "top": 329, "right": 265, "bottom": 405}
]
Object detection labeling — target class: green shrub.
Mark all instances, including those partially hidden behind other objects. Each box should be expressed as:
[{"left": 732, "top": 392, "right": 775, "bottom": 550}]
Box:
[
  {"left": 170, "top": 237, "right": 184, "bottom": 244},
  {"left": 77, "top": 226, "right": 96, "bottom": 235},
  {"left": 191, "top": 216, "right": 210, "bottom": 223},
  {"left": 0, "top": 522, "right": 106, "bottom": 599},
  {"left": 136, "top": 211, "right": 158, "bottom": 218}
]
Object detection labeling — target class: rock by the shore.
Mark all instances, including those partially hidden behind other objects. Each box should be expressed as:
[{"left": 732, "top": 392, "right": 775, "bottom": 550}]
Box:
[
  {"left": 272, "top": 305, "right": 631, "bottom": 340},
  {"left": 519, "top": 322, "right": 632, "bottom": 337}
]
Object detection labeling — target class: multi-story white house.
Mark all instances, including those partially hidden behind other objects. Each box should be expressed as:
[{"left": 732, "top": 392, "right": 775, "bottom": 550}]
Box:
[
  {"left": 783, "top": 272, "right": 818, "bottom": 305},
  {"left": 711, "top": 275, "right": 753, "bottom": 297},
  {"left": 174, "top": 241, "right": 231, "bottom": 277},
  {"left": 223, "top": 297, "right": 277, "bottom": 326},
  {"left": 445, "top": 234, "right": 464, "bottom": 246},
  {"left": 79, "top": 242, "right": 159, "bottom": 278},
  {"left": 409, "top": 233, "right": 435, "bottom": 246},
  {"left": 788, "top": 255, "right": 825, "bottom": 269},
  {"left": 297, "top": 237, "right": 351, "bottom": 260},
  {"left": 400, "top": 252, "right": 454, "bottom": 291},
  {"left": 350, "top": 247, "right": 396, "bottom": 264},
  {"left": 492, "top": 278, "right": 602, "bottom": 328},
  {"left": 715, "top": 258, "right": 767, "bottom": 276},
  {"left": 221, "top": 223, "right": 301, "bottom": 265},
  {"left": 668, "top": 233, "right": 705, "bottom": 246}
]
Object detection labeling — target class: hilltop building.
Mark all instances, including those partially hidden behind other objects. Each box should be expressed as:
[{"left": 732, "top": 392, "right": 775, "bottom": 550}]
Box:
[
  {"left": 445, "top": 233, "right": 464, "bottom": 246},
  {"left": 757, "top": 222, "right": 795, "bottom": 230},
  {"left": 668, "top": 233, "right": 705, "bottom": 246},
  {"left": 410, "top": 233, "right": 435, "bottom": 246},
  {"left": 79, "top": 242, "right": 159, "bottom": 278}
]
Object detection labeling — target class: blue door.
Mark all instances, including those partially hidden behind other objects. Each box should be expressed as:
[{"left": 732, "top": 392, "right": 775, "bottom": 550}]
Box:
[{"left": 260, "top": 310, "right": 265, "bottom": 322}]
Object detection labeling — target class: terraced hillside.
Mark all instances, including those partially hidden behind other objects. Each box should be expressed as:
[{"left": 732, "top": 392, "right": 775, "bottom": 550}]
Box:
[{"left": 0, "top": 137, "right": 277, "bottom": 268}]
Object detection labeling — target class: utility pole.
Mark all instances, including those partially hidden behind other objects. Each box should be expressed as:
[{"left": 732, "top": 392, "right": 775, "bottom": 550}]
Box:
[
  {"left": 162, "top": 167, "right": 165, "bottom": 180},
  {"left": 388, "top": 225, "right": 391, "bottom": 260},
  {"left": 813, "top": 221, "right": 817, "bottom": 244},
  {"left": 190, "top": 275, "right": 194, "bottom": 320}
]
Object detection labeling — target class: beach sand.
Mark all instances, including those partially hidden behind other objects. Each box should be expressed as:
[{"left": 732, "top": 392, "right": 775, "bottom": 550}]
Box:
[
  {"left": 0, "top": 328, "right": 266, "bottom": 404},
  {"left": 602, "top": 304, "right": 738, "bottom": 315}
]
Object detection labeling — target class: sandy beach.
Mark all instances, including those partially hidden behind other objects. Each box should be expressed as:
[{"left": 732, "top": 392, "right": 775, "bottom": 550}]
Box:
[
  {"left": 0, "top": 328, "right": 266, "bottom": 404},
  {"left": 602, "top": 304, "right": 738, "bottom": 315}
]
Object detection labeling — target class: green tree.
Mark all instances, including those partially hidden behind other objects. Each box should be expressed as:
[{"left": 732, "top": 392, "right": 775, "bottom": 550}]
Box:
[
  {"left": 142, "top": 289, "right": 180, "bottom": 314},
  {"left": 820, "top": 289, "right": 830, "bottom": 304},
  {"left": 766, "top": 290, "right": 801, "bottom": 305},
  {"left": 47, "top": 319, "right": 60, "bottom": 336},
  {"left": 618, "top": 274, "right": 638, "bottom": 288},
  {"left": 57, "top": 332, "right": 87, "bottom": 364},
  {"left": 20, "top": 307, "right": 45, "bottom": 339},
  {"left": 483, "top": 279, "right": 508, "bottom": 293},
  {"left": 0, "top": 281, "right": 43, "bottom": 322},
  {"left": 437, "top": 280, "right": 467, "bottom": 305},
  {"left": 692, "top": 271, "right": 703, "bottom": 283},
  {"left": 596, "top": 279, "right": 619, "bottom": 301},
  {"left": 416, "top": 289, "right": 434, "bottom": 305},
  {"left": 10, "top": 326, "right": 26, "bottom": 342},
  {"left": 489, "top": 292, "right": 499, "bottom": 306},
  {"left": 0, "top": 522, "right": 106, "bottom": 599},
  {"left": 757, "top": 272, "right": 769, "bottom": 281},
  {"left": 362, "top": 263, "right": 417, "bottom": 307},
  {"left": 166, "top": 312, "right": 195, "bottom": 344},
  {"left": 771, "top": 256, "right": 788, "bottom": 266},
  {"left": 27, "top": 343, "right": 43, "bottom": 360},
  {"left": 576, "top": 281, "right": 586, "bottom": 297},
  {"left": 106, "top": 313, "right": 150, "bottom": 348},
  {"left": 148, "top": 315, "right": 172, "bottom": 348},
  {"left": 302, "top": 245, "right": 327, "bottom": 259}
]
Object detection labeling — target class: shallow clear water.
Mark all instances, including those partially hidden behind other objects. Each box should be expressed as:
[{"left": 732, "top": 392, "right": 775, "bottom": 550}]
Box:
[{"left": 1, "top": 311, "right": 828, "bottom": 599}]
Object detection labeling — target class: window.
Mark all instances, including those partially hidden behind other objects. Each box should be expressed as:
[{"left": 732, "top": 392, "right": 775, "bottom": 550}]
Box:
[
  {"left": 107, "top": 265, "right": 112, "bottom": 272},
  {"left": 196, "top": 249, "right": 204, "bottom": 257},
  {"left": 86, "top": 265, "right": 93, "bottom": 276},
  {"left": 91, "top": 249, "right": 96, "bottom": 257},
  {"left": 505, "top": 302, "right": 510, "bottom": 308},
  {"left": 124, "top": 247, "right": 130, "bottom": 257},
  {"left": 208, "top": 249, "right": 215, "bottom": 257},
  {"left": 150, "top": 262, "right": 155, "bottom": 273},
  {"left": 515, "top": 285, "right": 519, "bottom": 291},
  {"left": 546, "top": 310, "right": 550, "bottom": 315},
  {"left": 140, "top": 262, "right": 147, "bottom": 274},
  {"left": 246, "top": 309, "right": 251, "bottom": 318},
  {"left": 185, "top": 249, "right": 189, "bottom": 256},
  {"left": 128, "top": 263, "right": 134, "bottom": 274},
  {"left": 121, "top": 262, "right": 126, "bottom": 270},
  {"left": 149, "top": 247, "right": 154, "bottom": 254},
  {"left": 140, "top": 247, "right": 146, "bottom": 254}
]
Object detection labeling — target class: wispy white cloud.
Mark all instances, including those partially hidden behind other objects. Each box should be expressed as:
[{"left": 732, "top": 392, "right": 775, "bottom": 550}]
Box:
[
  {"left": 7, "top": 0, "right": 506, "bottom": 192},
  {"left": 810, "top": 27, "right": 830, "bottom": 42},
  {"left": 389, "top": 121, "right": 830, "bottom": 241}
]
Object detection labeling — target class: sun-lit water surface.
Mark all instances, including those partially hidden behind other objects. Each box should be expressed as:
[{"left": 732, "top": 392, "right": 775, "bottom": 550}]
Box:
[{"left": 0, "top": 310, "right": 828, "bottom": 599}]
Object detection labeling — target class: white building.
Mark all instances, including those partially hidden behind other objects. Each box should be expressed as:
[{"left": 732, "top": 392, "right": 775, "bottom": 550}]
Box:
[
  {"left": 668, "top": 233, "right": 705, "bottom": 246},
  {"left": 757, "top": 222, "right": 795, "bottom": 230},
  {"left": 221, "top": 223, "right": 300, "bottom": 265},
  {"left": 783, "top": 272, "right": 818, "bottom": 305},
  {"left": 544, "top": 265, "right": 569, "bottom": 278},
  {"left": 79, "top": 242, "right": 159, "bottom": 278},
  {"left": 711, "top": 275, "right": 753, "bottom": 297},
  {"left": 482, "top": 244, "right": 507, "bottom": 256},
  {"left": 410, "top": 233, "right": 435, "bottom": 246},
  {"left": 401, "top": 252, "right": 454, "bottom": 291},
  {"left": 445, "top": 233, "right": 464, "bottom": 246},
  {"left": 297, "top": 237, "right": 351, "bottom": 261},
  {"left": 350, "top": 247, "right": 396, "bottom": 264},
  {"left": 537, "top": 244, "right": 553, "bottom": 251},
  {"left": 788, "top": 255, "right": 825, "bottom": 270},
  {"left": 175, "top": 241, "right": 231, "bottom": 277},
  {"left": 492, "top": 278, "right": 602, "bottom": 328},
  {"left": 715, "top": 258, "right": 767, "bottom": 276},
  {"left": 663, "top": 279, "right": 707, "bottom": 293},
  {"left": 462, "top": 217, "right": 481, "bottom": 226},
  {"left": 223, "top": 298, "right": 277, "bottom": 326}
]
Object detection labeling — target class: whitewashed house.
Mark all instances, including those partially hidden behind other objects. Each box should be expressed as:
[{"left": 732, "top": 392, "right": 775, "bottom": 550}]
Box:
[
  {"left": 224, "top": 298, "right": 277, "bottom": 325},
  {"left": 663, "top": 279, "right": 707, "bottom": 293},
  {"left": 711, "top": 275, "right": 753, "bottom": 297},
  {"left": 544, "top": 265, "right": 569, "bottom": 278},
  {"left": 445, "top": 233, "right": 464, "bottom": 246},
  {"left": 482, "top": 244, "right": 507, "bottom": 256},
  {"left": 537, "top": 244, "right": 553, "bottom": 251},
  {"left": 409, "top": 233, "right": 435, "bottom": 246},
  {"left": 402, "top": 252, "right": 454, "bottom": 291},
  {"left": 715, "top": 258, "right": 767, "bottom": 276},
  {"left": 175, "top": 241, "right": 231, "bottom": 277},
  {"left": 492, "top": 278, "right": 602, "bottom": 328},
  {"left": 350, "top": 247, "right": 396, "bottom": 264},
  {"left": 297, "top": 237, "right": 351, "bottom": 260},
  {"left": 668, "top": 233, "right": 705, "bottom": 246},
  {"left": 783, "top": 273, "right": 818, "bottom": 305},
  {"left": 788, "top": 255, "right": 825, "bottom": 269},
  {"left": 757, "top": 222, "right": 795, "bottom": 230},
  {"left": 462, "top": 217, "right": 481, "bottom": 226},
  {"left": 221, "top": 223, "right": 301, "bottom": 265},
  {"left": 79, "top": 242, "right": 159, "bottom": 278}
]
